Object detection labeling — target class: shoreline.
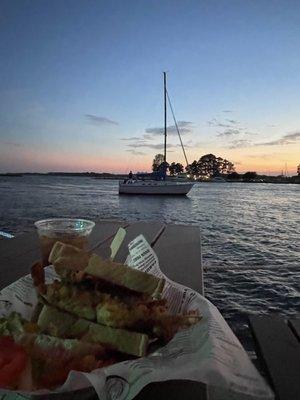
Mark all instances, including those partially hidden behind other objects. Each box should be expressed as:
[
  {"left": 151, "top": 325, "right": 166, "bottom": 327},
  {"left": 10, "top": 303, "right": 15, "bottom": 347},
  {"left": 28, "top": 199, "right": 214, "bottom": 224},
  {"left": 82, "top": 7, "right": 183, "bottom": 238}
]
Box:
[{"left": 0, "top": 172, "right": 299, "bottom": 184}]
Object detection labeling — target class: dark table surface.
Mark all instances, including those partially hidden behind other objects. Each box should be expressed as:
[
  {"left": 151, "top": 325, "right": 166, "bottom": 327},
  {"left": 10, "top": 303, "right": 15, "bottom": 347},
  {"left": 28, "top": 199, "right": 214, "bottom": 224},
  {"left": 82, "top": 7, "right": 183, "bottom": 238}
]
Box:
[{"left": 0, "top": 219, "right": 207, "bottom": 400}]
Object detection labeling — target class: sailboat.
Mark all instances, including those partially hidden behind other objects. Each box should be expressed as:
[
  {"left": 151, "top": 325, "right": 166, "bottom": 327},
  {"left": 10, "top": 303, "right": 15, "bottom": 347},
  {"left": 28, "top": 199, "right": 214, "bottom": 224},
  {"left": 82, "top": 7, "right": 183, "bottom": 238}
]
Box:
[{"left": 119, "top": 73, "right": 194, "bottom": 195}]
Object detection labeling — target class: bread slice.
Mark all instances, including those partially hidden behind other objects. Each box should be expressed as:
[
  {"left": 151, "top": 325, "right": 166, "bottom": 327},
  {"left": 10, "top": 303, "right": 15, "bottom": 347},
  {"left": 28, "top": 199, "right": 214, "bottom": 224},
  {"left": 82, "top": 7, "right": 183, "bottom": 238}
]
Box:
[
  {"left": 85, "top": 321, "right": 148, "bottom": 357},
  {"left": 49, "top": 241, "right": 165, "bottom": 298},
  {"left": 37, "top": 305, "right": 149, "bottom": 357},
  {"left": 48, "top": 241, "right": 91, "bottom": 271},
  {"left": 86, "top": 254, "right": 165, "bottom": 297}
]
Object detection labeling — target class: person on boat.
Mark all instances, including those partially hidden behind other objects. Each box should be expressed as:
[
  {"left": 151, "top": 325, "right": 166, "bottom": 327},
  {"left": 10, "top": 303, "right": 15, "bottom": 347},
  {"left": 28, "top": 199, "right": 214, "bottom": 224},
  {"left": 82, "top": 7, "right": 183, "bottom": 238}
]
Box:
[
  {"left": 157, "top": 162, "right": 168, "bottom": 180},
  {"left": 128, "top": 171, "right": 133, "bottom": 179}
]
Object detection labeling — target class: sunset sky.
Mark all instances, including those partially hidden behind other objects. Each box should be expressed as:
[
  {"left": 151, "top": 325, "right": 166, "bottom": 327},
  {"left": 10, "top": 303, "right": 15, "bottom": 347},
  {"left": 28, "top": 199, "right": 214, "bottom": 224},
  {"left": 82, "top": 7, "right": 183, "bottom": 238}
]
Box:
[{"left": 1, "top": 1, "right": 300, "bottom": 175}]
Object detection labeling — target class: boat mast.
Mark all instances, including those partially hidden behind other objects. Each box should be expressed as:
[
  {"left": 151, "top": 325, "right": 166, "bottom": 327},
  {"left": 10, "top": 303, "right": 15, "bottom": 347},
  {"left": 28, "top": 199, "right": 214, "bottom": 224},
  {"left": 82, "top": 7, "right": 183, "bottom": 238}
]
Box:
[{"left": 163, "top": 71, "right": 167, "bottom": 162}]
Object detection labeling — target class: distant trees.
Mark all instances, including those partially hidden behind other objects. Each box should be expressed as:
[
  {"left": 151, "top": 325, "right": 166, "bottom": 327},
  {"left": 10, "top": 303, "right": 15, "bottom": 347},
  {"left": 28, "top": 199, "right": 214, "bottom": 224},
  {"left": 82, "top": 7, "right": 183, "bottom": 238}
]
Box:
[
  {"left": 186, "top": 154, "right": 235, "bottom": 178},
  {"left": 220, "top": 158, "right": 235, "bottom": 175},
  {"left": 169, "top": 162, "right": 184, "bottom": 175},
  {"left": 197, "top": 154, "right": 221, "bottom": 176},
  {"left": 152, "top": 153, "right": 236, "bottom": 179},
  {"left": 150, "top": 155, "right": 300, "bottom": 182},
  {"left": 243, "top": 171, "right": 258, "bottom": 182},
  {"left": 152, "top": 154, "right": 169, "bottom": 176},
  {"left": 227, "top": 172, "right": 241, "bottom": 181},
  {"left": 186, "top": 160, "right": 199, "bottom": 177},
  {"left": 152, "top": 154, "right": 165, "bottom": 171}
]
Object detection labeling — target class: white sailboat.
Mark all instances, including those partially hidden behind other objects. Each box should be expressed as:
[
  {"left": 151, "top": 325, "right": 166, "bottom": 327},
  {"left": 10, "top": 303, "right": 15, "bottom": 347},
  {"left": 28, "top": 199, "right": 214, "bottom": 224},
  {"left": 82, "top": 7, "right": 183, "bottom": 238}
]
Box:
[
  {"left": 119, "top": 73, "right": 194, "bottom": 195},
  {"left": 119, "top": 180, "right": 194, "bottom": 195}
]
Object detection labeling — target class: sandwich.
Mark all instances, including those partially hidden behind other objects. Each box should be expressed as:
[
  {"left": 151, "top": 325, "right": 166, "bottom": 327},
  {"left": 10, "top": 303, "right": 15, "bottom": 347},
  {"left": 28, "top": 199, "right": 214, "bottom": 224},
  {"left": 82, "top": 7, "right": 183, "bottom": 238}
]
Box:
[
  {"left": 0, "top": 241, "right": 200, "bottom": 390},
  {"left": 48, "top": 241, "right": 165, "bottom": 298},
  {"left": 37, "top": 304, "right": 149, "bottom": 357}
]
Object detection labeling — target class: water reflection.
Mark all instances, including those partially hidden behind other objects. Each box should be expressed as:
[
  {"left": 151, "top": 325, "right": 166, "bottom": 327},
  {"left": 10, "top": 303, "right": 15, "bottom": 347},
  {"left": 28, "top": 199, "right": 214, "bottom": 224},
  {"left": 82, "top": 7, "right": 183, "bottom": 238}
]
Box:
[{"left": 118, "top": 194, "right": 192, "bottom": 223}]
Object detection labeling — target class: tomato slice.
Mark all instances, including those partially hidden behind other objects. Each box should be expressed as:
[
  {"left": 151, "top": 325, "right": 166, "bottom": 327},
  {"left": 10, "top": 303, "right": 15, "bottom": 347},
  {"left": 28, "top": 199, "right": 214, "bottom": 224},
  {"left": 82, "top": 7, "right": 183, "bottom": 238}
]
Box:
[{"left": 0, "top": 336, "right": 28, "bottom": 388}]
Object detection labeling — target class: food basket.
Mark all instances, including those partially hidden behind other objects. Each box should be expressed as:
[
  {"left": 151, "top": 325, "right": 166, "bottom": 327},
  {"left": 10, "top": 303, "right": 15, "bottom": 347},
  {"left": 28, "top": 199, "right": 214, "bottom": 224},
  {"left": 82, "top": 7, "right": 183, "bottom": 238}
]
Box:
[{"left": 0, "top": 231, "right": 274, "bottom": 400}]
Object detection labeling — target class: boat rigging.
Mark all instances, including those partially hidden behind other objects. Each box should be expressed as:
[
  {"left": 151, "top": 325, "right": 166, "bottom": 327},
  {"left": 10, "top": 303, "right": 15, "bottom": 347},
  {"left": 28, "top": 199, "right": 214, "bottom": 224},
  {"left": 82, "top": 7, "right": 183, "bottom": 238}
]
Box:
[{"left": 118, "top": 73, "right": 194, "bottom": 195}]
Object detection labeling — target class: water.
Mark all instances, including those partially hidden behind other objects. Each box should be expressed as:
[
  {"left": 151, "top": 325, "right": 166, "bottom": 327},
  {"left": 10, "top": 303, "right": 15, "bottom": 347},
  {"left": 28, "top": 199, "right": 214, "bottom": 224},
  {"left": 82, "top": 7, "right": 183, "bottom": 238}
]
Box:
[{"left": 0, "top": 175, "right": 299, "bottom": 349}]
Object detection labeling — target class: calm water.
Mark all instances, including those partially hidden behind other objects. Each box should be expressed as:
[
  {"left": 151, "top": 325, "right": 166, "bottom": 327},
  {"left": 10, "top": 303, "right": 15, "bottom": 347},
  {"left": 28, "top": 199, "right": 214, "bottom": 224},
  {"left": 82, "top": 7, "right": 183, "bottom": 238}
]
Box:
[{"left": 0, "top": 175, "right": 299, "bottom": 349}]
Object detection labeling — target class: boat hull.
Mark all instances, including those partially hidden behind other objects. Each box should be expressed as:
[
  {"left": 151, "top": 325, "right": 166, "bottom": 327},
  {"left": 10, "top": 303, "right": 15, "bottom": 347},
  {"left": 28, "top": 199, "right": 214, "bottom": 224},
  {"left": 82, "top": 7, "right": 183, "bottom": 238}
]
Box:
[{"left": 119, "top": 181, "right": 194, "bottom": 195}]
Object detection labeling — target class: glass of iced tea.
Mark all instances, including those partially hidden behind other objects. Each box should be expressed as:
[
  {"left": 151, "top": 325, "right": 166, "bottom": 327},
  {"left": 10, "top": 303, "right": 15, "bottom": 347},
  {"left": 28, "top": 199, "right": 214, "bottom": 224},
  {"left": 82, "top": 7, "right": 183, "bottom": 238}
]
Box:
[{"left": 34, "top": 218, "right": 95, "bottom": 266}]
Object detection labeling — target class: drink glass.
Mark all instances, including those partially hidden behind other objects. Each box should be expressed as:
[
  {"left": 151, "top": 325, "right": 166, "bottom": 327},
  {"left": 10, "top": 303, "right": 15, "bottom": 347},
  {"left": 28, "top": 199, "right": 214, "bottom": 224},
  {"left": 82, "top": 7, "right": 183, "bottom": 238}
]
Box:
[{"left": 34, "top": 218, "right": 95, "bottom": 266}]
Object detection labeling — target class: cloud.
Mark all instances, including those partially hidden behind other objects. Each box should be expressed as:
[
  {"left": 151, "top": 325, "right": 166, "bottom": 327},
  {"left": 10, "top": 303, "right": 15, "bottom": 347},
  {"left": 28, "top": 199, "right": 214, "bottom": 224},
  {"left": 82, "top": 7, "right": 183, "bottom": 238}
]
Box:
[
  {"left": 184, "top": 140, "right": 203, "bottom": 148},
  {"left": 121, "top": 136, "right": 141, "bottom": 141},
  {"left": 247, "top": 154, "right": 275, "bottom": 160},
  {"left": 177, "top": 121, "right": 193, "bottom": 127},
  {"left": 85, "top": 114, "right": 118, "bottom": 126},
  {"left": 225, "top": 131, "right": 300, "bottom": 149},
  {"left": 122, "top": 134, "right": 152, "bottom": 141},
  {"left": 1, "top": 141, "right": 23, "bottom": 147},
  {"left": 207, "top": 118, "right": 238, "bottom": 129},
  {"left": 217, "top": 123, "right": 232, "bottom": 128},
  {"left": 207, "top": 118, "right": 217, "bottom": 125},
  {"left": 127, "top": 142, "right": 179, "bottom": 150},
  {"left": 142, "top": 134, "right": 153, "bottom": 140},
  {"left": 208, "top": 118, "right": 223, "bottom": 127},
  {"left": 228, "top": 139, "right": 252, "bottom": 149},
  {"left": 125, "top": 149, "right": 146, "bottom": 156},
  {"left": 208, "top": 116, "right": 249, "bottom": 140},
  {"left": 255, "top": 132, "right": 300, "bottom": 146},
  {"left": 222, "top": 110, "right": 233, "bottom": 113},
  {"left": 146, "top": 121, "right": 192, "bottom": 136},
  {"left": 218, "top": 129, "right": 241, "bottom": 137}
]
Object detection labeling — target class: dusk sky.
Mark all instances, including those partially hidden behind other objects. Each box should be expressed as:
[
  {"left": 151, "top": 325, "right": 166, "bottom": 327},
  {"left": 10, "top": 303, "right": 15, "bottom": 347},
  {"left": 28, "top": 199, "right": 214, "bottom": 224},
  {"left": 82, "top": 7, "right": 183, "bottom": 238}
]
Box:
[{"left": 1, "top": 0, "right": 300, "bottom": 175}]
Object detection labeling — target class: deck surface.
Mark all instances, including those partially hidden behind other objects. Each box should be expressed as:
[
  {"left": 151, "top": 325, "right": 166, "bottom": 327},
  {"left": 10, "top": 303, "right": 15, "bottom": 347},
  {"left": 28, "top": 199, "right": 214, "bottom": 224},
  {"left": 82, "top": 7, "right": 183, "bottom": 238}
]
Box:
[
  {"left": 0, "top": 219, "right": 205, "bottom": 399},
  {"left": 0, "top": 220, "right": 204, "bottom": 295},
  {"left": 249, "top": 315, "right": 300, "bottom": 400}
]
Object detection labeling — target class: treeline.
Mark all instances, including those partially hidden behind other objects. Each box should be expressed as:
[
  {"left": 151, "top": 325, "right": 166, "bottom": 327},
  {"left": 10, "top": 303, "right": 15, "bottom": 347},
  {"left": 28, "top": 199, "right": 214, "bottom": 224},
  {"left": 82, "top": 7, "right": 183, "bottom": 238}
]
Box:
[
  {"left": 152, "top": 153, "right": 300, "bottom": 183},
  {"left": 153, "top": 153, "right": 235, "bottom": 177},
  {"left": 226, "top": 172, "right": 299, "bottom": 183}
]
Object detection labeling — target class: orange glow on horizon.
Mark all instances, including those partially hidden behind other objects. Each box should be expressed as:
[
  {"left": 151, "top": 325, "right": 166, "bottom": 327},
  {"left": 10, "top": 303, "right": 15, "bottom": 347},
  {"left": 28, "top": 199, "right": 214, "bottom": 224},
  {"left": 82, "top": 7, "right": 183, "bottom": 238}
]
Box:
[
  {"left": 1, "top": 145, "right": 299, "bottom": 176},
  {"left": 0, "top": 146, "right": 153, "bottom": 174}
]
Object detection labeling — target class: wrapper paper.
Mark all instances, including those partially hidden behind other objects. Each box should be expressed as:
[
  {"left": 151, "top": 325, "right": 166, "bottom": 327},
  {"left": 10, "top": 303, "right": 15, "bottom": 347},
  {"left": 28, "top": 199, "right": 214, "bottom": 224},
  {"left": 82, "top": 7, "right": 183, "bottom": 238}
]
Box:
[{"left": 0, "top": 234, "right": 274, "bottom": 400}]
